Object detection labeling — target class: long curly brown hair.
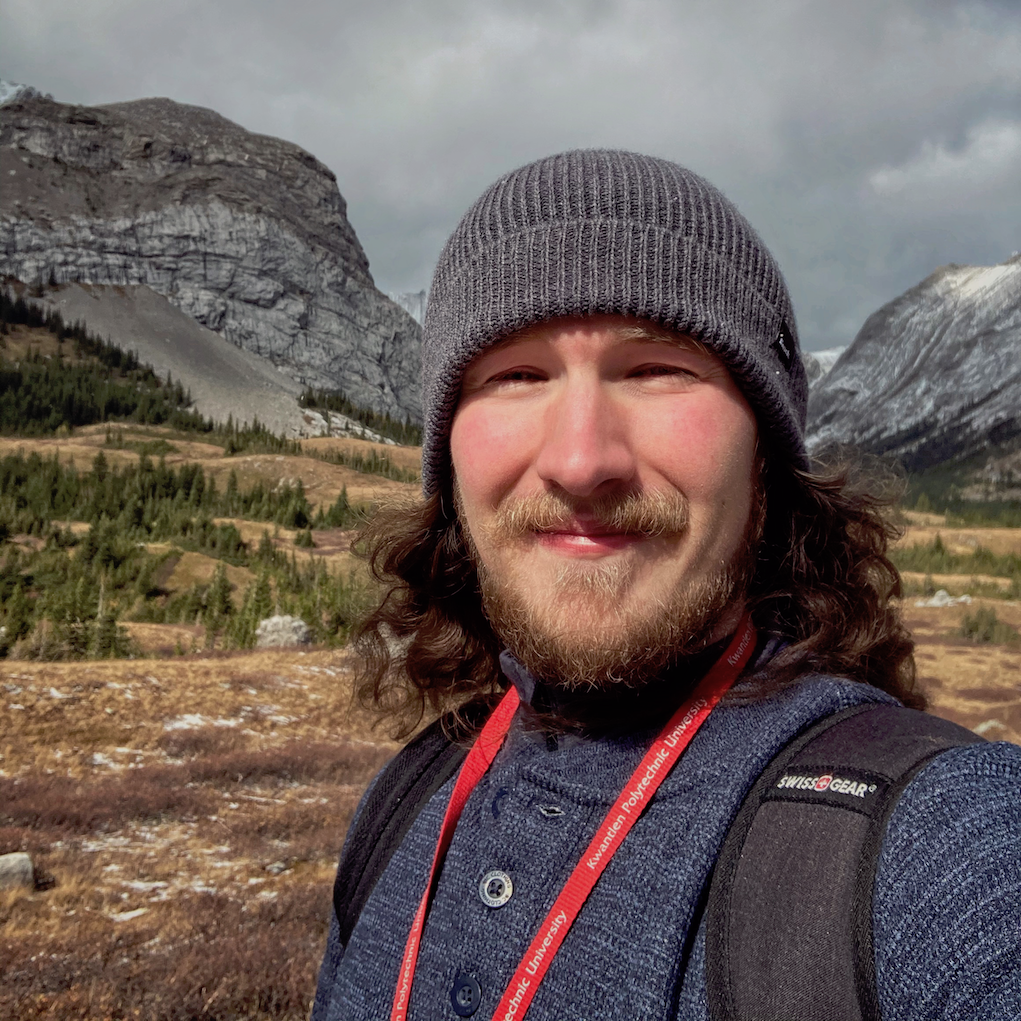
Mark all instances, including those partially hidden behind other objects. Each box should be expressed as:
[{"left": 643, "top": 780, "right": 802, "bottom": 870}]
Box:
[{"left": 353, "top": 456, "right": 923, "bottom": 738}]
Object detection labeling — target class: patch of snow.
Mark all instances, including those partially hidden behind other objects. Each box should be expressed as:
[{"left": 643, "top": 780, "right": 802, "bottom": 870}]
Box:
[
  {"left": 389, "top": 290, "right": 427, "bottom": 325},
  {"left": 913, "top": 590, "right": 973, "bottom": 607},
  {"left": 974, "top": 719, "right": 1007, "bottom": 736},
  {"left": 81, "top": 836, "right": 133, "bottom": 852},
  {"left": 0, "top": 79, "right": 52, "bottom": 107},
  {"left": 108, "top": 908, "right": 149, "bottom": 922},
  {"left": 121, "top": 880, "right": 169, "bottom": 893},
  {"left": 945, "top": 262, "right": 1020, "bottom": 302},
  {"left": 163, "top": 713, "right": 239, "bottom": 730},
  {"left": 811, "top": 346, "right": 846, "bottom": 375}
]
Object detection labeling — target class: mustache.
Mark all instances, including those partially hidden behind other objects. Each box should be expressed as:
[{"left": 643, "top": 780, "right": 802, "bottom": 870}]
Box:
[{"left": 485, "top": 489, "right": 690, "bottom": 541}]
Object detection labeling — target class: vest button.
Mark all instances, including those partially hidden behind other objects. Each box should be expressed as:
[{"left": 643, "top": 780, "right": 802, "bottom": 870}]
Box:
[
  {"left": 479, "top": 869, "right": 513, "bottom": 907},
  {"left": 451, "top": 974, "right": 482, "bottom": 1017}
]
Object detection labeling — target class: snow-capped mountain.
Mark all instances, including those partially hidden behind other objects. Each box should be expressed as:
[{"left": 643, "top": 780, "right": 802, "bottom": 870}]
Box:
[{"left": 806, "top": 256, "right": 1021, "bottom": 472}]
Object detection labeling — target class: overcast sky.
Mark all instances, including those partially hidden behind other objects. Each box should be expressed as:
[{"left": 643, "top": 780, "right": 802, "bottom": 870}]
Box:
[{"left": 3, "top": 0, "right": 1020, "bottom": 350}]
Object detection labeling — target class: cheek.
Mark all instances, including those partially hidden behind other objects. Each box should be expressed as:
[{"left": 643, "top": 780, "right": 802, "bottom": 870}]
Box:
[
  {"left": 450, "top": 405, "right": 534, "bottom": 506},
  {"left": 648, "top": 398, "right": 757, "bottom": 496}
]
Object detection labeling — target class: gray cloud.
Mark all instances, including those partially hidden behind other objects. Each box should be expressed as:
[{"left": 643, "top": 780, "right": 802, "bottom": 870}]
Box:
[{"left": 3, "top": 0, "right": 1020, "bottom": 349}]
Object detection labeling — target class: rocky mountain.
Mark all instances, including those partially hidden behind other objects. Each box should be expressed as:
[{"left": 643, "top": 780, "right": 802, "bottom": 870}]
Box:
[
  {"left": 389, "top": 290, "right": 427, "bottom": 325},
  {"left": 806, "top": 256, "right": 1021, "bottom": 474},
  {"left": 0, "top": 86, "right": 422, "bottom": 423},
  {"left": 24, "top": 281, "right": 393, "bottom": 441},
  {"left": 801, "top": 346, "right": 846, "bottom": 388}
]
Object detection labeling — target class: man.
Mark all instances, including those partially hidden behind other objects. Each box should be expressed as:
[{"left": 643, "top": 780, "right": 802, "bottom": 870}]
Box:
[{"left": 313, "top": 150, "right": 1021, "bottom": 1020}]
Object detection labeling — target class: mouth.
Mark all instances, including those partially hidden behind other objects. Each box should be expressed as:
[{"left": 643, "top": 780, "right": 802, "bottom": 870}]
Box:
[{"left": 534, "top": 520, "right": 650, "bottom": 555}]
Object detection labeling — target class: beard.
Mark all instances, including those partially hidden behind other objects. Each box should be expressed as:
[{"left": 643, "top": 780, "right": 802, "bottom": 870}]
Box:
[{"left": 461, "top": 486, "right": 763, "bottom": 693}]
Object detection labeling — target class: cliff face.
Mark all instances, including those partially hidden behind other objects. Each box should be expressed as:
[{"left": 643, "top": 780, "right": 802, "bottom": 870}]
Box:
[
  {"left": 0, "top": 93, "right": 422, "bottom": 422},
  {"left": 806, "top": 256, "right": 1021, "bottom": 473}
]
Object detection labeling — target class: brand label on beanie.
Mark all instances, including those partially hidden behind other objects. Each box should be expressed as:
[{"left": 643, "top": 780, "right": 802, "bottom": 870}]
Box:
[{"left": 772, "top": 322, "right": 795, "bottom": 372}]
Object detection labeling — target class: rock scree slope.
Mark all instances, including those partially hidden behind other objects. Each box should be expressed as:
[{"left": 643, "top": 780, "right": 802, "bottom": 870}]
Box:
[
  {"left": 806, "top": 256, "right": 1021, "bottom": 473},
  {"left": 0, "top": 89, "right": 422, "bottom": 422}
]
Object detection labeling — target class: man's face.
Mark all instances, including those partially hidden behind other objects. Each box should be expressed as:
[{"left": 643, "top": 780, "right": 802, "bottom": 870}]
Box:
[{"left": 449, "top": 315, "right": 760, "bottom": 688}]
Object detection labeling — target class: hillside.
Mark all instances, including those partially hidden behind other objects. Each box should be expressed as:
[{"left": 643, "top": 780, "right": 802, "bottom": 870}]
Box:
[
  {"left": 0, "top": 298, "right": 420, "bottom": 661},
  {"left": 0, "top": 89, "right": 422, "bottom": 422},
  {"left": 807, "top": 256, "right": 1021, "bottom": 483}
]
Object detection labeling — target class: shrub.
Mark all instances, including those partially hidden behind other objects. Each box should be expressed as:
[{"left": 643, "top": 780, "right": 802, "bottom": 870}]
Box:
[{"left": 958, "top": 607, "right": 1020, "bottom": 646}]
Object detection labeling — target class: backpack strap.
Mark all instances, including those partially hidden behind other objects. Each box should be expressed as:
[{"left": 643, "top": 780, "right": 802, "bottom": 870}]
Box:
[
  {"left": 705, "top": 703, "right": 983, "bottom": 1021},
  {"left": 332, "top": 716, "right": 467, "bottom": 949}
]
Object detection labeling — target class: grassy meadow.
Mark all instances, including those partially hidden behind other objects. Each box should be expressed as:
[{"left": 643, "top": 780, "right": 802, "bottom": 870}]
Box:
[
  {"left": 0, "top": 649, "right": 397, "bottom": 1021},
  {"left": 1, "top": 505, "right": 1018, "bottom": 1020}
]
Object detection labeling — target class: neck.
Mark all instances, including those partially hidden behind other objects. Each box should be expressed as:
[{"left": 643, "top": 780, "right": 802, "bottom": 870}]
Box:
[{"left": 501, "top": 637, "right": 735, "bottom": 738}]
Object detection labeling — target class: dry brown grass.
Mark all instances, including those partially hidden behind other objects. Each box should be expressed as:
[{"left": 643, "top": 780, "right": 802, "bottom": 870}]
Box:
[
  {"left": 163, "top": 550, "right": 256, "bottom": 595},
  {"left": 894, "top": 524, "right": 1021, "bottom": 557},
  {"left": 299, "top": 435, "right": 423, "bottom": 473},
  {"left": 900, "top": 570, "right": 1014, "bottom": 595},
  {"left": 0, "top": 425, "right": 419, "bottom": 513},
  {"left": 121, "top": 622, "right": 201, "bottom": 657},
  {"left": 904, "top": 598, "right": 1021, "bottom": 743},
  {"left": 2, "top": 591, "right": 1019, "bottom": 1018},
  {"left": 210, "top": 520, "right": 362, "bottom": 575},
  {"left": 0, "top": 648, "right": 397, "bottom": 1020},
  {"left": 200, "top": 453, "right": 414, "bottom": 512}
]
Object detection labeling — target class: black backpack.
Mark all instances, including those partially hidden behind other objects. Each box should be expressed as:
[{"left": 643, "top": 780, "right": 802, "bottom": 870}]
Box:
[{"left": 332, "top": 702, "right": 980, "bottom": 1021}]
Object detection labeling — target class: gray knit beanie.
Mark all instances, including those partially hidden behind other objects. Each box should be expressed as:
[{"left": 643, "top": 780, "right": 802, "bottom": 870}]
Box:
[{"left": 421, "top": 149, "right": 808, "bottom": 496}]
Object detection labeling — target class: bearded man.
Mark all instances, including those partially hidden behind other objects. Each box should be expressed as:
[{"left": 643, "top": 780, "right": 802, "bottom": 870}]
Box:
[{"left": 312, "top": 151, "right": 1021, "bottom": 1021}]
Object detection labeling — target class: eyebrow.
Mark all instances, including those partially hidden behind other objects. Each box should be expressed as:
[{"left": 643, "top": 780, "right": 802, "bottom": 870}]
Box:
[{"left": 489, "top": 321, "right": 710, "bottom": 356}]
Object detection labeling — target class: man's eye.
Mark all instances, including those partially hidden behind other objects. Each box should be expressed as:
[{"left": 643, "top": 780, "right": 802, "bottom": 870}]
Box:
[
  {"left": 632, "top": 365, "right": 694, "bottom": 379},
  {"left": 488, "top": 369, "right": 542, "bottom": 384}
]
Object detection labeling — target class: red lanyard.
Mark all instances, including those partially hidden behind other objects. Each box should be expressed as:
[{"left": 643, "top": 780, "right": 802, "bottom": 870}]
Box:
[{"left": 390, "top": 615, "right": 757, "bottom": 1021}]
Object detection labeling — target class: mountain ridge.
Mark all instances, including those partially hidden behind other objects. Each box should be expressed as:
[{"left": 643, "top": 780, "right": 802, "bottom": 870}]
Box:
[
  {"left": 806, "top": 255, "right": 1021, "bottom": 476},
  {"left": 0, "top": 88, "right": 422, "bottom": 423}
]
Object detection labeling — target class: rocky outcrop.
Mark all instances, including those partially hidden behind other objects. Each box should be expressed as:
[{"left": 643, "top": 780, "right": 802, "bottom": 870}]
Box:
[
  {"left": 255, "top": 615, "right": 311, "bottom": 648},
  {"left": 0, "top": 80, "right": 52, "bottom": 107},
  {"left": 0, "top": 89, "right": 422, "bottom": 422},
  {"left": 807, "top": 257, "right": 1021, "bottom": 473}
]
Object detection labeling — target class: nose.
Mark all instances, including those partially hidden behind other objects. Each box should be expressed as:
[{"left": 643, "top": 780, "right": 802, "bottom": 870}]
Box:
[{"left": 533, "top": 380, "right": 637, "bottom": 497}]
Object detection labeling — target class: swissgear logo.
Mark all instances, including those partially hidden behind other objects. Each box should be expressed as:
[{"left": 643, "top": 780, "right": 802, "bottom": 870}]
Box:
[{"left": 776, "top": 773, "right": 878, "bottom": 799}]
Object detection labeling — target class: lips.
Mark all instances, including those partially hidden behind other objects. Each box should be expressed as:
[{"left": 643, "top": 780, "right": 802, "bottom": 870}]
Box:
[{"left": 535, "top": 523, "right": 645, "bottom": 554}]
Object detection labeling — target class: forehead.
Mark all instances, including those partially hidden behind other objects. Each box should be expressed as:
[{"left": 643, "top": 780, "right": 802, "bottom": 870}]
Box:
[{"left": 480, "top": 314, "right": 714, "bottom": 360}]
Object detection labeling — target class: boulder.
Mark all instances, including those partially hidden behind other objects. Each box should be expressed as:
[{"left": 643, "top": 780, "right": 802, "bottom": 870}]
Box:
[
  {"left": 0, "top": 851, "right": 34, "bottom": 891},
  {"left": 255, "top": 615, "right": 312, "bottom": 648}
]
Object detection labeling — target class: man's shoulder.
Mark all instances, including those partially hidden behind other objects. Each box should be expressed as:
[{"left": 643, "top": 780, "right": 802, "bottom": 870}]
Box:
[{"left": 875, "top": 738, "right": 1021, "bottom": 1018}]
